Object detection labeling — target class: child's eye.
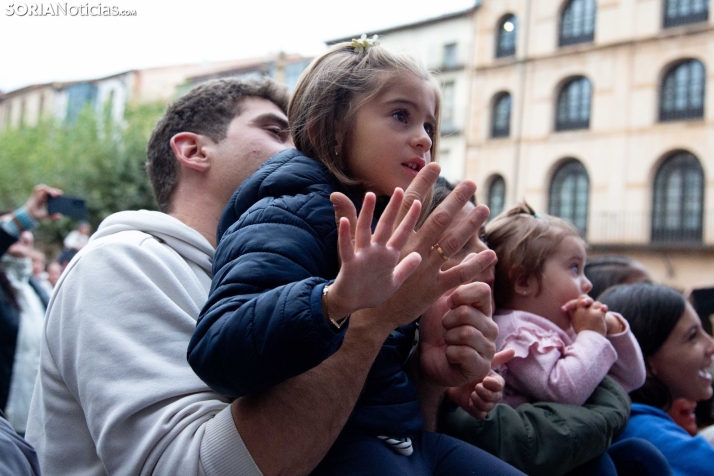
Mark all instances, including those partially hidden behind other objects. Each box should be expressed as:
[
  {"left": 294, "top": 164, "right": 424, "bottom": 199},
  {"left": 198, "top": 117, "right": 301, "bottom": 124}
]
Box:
[
  {"left": 424, "top": 123, "right": 435, "bottom": 139},
  {"left": 392, "top": 110, "right": 408, "bottom": 123}
]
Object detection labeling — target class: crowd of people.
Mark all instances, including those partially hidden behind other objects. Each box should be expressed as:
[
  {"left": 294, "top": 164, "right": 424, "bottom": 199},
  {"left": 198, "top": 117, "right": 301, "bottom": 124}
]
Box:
[{"left": 1, "top": 38, "right": 713, "bottom": 475}]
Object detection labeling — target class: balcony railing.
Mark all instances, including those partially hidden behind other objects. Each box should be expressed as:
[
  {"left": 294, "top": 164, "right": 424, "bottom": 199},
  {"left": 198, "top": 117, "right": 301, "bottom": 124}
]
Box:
[{"left": 585, "top": 210, "right": 711, "bottom": 246}]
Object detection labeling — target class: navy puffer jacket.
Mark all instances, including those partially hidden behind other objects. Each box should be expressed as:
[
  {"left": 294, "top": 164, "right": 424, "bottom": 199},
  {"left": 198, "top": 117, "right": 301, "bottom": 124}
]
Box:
[{"left": 189, "top": 149, "right": 422, "bottom": 435}]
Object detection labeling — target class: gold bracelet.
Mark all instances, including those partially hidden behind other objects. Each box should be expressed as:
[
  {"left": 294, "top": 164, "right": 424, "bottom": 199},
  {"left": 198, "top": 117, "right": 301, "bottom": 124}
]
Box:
[{"left": 322, "top": 284, "right": 350, "bottom": 329}]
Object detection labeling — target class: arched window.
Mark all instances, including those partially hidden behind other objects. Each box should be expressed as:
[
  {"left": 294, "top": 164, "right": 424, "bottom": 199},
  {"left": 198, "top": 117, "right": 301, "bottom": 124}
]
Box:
[
  {"left": 652, "top": 151, "right": 704, "bottom": 243},
  {"left": 664, "top": 0, "right": 709, "bottom": 27},
  {"left": 556, "top": 77, "right": 591, "bottom": 131},
  {"left": 660, "top": 60, "right": 705, "bottom": 121},
  {"left": 488, "top": 176, "right": 506, "bottom": 219},
  {"left": 491, "top": 92, "right": 512, "bottom": 138},
  {"left": 496, "top": 14, "right": 517, "bottom": 58},
  {"left": 549, "top": 159, "right": 589, "bottom": 235},
  {"left": 559, "top": 0, "right": 596, "bottom": 46}
]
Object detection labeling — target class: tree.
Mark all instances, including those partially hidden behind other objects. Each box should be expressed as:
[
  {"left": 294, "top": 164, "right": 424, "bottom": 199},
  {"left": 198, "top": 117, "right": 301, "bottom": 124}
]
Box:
[{"left": 0, "top": 102, "right": 163, "bottom": 253}]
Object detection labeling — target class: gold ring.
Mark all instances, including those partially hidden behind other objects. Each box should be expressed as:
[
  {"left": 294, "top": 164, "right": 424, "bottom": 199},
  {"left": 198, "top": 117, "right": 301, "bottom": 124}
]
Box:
[{"left": 432, "top": 244, "right": 450, "bottom": 262}]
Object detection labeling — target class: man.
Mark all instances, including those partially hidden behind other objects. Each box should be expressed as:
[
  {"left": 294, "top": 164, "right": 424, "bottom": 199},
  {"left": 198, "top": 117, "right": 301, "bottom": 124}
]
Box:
[{"left": 26, "top": 76, "right": 496, "bottom": 475}]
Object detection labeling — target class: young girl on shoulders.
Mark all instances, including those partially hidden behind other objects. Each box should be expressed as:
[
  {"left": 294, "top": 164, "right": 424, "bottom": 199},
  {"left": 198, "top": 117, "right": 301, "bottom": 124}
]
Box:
[
  {"left": 485, "top": 203, "right": 646, "bottom": 407},
  {"left": 189, "top": 38, "right": 522, "bottom": 475}
]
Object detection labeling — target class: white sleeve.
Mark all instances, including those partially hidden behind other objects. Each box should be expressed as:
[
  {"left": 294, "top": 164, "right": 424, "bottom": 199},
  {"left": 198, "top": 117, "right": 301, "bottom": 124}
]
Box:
[{"left": 32, "top": 236, "right": 262, "bottom": 476}]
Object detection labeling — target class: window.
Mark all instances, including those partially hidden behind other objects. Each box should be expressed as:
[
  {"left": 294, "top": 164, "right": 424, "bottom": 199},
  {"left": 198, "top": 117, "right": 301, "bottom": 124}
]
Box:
[
  {"left": 65, "top": 82, "right": 98, "bottom": 123},
  {"left": 549, "top": 159, "right": 589, "bottom": 235},
  {"left": 559, "top": 0, "right": 596, "bottom": 46},
  {"left": 441, "top": 81, "right": 456, "bottom": 131},
  {"left": 443, "top": 43, "right": 458, "bottom": 69},
  {"left": 491, "top": 92, "right": 512, "bottom": 138},
  {"left": 664, "top": 0, "right": 709, "bottom": 27},
  {"left": 652, "top": 151, "right": 704, "bottom": 243},
  {"left": 496, "top": 14, "right": 517, "bottom": 58},
  {"left": 660, "top": 60, "right": 705, "bottom": 121},
  {"left": 556, "top": 77, "right": 591, "bottom": 131},
  {"left": 488, "top": 176, "right": 506, "bottom": 219}
]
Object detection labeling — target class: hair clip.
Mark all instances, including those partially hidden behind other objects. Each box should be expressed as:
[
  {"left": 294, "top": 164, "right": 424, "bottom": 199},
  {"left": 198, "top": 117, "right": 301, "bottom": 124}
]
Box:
[
  {"left": 352, "top": 34, "right": 380, "bottom": 54},
  {"left": 533, "top": 213, "right": 541, "bottom": 218}
]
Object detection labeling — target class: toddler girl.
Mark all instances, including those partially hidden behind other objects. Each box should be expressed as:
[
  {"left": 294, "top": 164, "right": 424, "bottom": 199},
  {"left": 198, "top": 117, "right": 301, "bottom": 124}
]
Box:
[
  {"left": 485, "top": 203, "right": 646, "bottom": 407},
  {"left": 189, "top": 39, "right": 522, "bottom": 475}
]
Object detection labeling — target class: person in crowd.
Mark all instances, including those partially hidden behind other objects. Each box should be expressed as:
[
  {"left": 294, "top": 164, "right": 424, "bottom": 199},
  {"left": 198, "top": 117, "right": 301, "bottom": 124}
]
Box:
[
  {"left": 600, "top": 282, "right": 714, "bottom": 474},
  {"left": 584, "top": 255, "right": 653, "bottom": 300},
  {"left": 189, "top": 40, "right": 522, "bottom": 474},
  {"left": 1, "top": 185, "right": 62, "bottom": 437},
  {"left": 27, "top": 75, "right": 494, "bottom": 475},
  {"left": 584, "top": 255, "right": 709, "bottom": 438},
  {"left": 0, "top": 184, "right": 61, "bottom": 474},
  {"left": 28, "top": 249, "right": 52, "bottom": 298},
  {"left": 484, "top": 203, "right": 645, "bottom": 407},
  {"left": 44, "top": 262, "right": 61, "bottom": 289},
  {"left": 62, "top": 221, "right": 90, "bottom": 252},
  {"left": 428, "top": 179, "right": 662, "bottom": 475}
]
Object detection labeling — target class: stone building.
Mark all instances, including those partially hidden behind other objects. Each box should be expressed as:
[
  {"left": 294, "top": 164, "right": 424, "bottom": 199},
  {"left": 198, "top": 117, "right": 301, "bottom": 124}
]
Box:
[{"left": 469, "top": 0, "right": 713, "bottom": 292}]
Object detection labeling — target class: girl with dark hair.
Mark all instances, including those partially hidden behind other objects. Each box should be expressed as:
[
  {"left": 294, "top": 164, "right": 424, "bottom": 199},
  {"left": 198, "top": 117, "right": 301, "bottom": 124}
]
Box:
[{"left": 600, "top": 283, "right": 714, "bottom": 475}]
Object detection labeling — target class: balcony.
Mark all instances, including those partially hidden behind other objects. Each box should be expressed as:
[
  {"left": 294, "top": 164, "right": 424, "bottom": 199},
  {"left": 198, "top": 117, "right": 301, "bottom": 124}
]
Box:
[{"left": 585, "top": 210, "right": 710, "bottom": 248}]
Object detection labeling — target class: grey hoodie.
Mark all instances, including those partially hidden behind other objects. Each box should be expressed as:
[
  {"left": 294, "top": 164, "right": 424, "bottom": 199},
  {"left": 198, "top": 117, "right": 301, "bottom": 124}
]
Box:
[{"left": 26, "top": 210, "right": 261, "bottom": 476}]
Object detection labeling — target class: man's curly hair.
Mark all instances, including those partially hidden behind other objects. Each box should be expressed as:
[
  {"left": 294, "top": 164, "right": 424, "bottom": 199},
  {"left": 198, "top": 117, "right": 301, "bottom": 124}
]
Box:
[{"left": 146, "top": 77, "right": 289, "bottom": 213}]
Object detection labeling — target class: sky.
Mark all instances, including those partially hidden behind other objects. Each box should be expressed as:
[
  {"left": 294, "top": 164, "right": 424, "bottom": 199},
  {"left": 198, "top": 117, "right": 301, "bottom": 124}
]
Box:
[{"left": 0, "top": 0, "right": 476, "bottom": 92}]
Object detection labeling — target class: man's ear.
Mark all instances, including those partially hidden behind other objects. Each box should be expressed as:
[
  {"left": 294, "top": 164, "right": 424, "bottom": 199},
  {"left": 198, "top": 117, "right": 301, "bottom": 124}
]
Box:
[
  {"left": 511, "top": 265, "right": 537, "bottom": 297},
  {"left": 170, "top": 132, "right": 211, "bottom": 172}
]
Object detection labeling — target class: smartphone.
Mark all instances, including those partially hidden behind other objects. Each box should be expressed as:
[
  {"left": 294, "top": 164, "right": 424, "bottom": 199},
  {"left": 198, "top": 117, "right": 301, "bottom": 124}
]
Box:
[{"left": 47, "top": 195, "right": 87, "bottom": 220}]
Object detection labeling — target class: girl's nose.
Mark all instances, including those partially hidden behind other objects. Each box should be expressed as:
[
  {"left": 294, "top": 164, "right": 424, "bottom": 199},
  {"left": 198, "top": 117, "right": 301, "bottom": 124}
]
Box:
[
  {"left": 582, "top": 276, "right": 593, "bottom": 294},
  {"left": 412, "top": 126, "right": 432, "bottom": 152}
]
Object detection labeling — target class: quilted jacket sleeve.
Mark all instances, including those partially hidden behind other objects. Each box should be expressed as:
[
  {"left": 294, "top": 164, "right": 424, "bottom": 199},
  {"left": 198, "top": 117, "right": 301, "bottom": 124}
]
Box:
[{"left": 188, "top": 194, "right": 345, "bottom": 398}]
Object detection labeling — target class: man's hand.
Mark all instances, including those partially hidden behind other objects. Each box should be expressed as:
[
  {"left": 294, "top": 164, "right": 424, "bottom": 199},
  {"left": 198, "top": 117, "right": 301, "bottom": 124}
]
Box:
[
  {"left": 418, "top": 280, "right": 498, "bottom": 388},
  {"left": 24, "top": 184, "right": 63, "bottom": 221}
]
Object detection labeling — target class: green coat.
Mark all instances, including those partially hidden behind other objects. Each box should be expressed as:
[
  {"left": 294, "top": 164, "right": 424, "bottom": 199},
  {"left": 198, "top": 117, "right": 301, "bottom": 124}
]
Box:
[{"left": 439, "top": 376, "right": 630, "bottom": 476}]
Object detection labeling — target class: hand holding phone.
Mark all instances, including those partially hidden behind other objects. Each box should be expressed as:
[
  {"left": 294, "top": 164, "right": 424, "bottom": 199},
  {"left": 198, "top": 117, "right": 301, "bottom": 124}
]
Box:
[{"left": 47, "top": 196, "right": 87, "bottom": 220}]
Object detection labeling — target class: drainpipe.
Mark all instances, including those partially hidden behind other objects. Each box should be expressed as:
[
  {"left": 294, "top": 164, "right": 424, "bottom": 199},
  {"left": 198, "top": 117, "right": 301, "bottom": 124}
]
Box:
[{"left": 512, "top": 0, "right": 532, "bottom": 204}]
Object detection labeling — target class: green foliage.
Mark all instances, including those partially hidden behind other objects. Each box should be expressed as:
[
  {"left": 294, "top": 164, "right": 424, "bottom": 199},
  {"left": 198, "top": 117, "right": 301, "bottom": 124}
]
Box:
[{"left": 0, "top": 102, "right": 164, "bottom": 251}]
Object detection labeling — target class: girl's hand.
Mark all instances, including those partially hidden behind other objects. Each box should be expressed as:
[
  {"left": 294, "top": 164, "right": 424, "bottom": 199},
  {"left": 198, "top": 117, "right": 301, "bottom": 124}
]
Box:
[
  {"left": 564, "top": 295, "right": 607, "bottom": 336},
  {"left": 445, "top": 352, "right": 513, "bottom": 419},
  {"left": 604, "top": 311, "right": 625, "bottom": 335},
  {"left": 325, "top": 189, "right": 422, "bottom": 320}
]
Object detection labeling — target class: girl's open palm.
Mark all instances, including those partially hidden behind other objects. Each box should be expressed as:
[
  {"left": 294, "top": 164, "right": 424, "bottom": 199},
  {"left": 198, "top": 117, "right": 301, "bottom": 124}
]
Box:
[{"left": 326, "top": 189, "right": 422, "bottom": 318}]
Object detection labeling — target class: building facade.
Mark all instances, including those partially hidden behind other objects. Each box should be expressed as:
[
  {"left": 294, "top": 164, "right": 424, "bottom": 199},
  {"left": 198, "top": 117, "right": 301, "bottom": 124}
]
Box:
[{"left": 468, "top": 0, "right": 714, "bottom": 291}]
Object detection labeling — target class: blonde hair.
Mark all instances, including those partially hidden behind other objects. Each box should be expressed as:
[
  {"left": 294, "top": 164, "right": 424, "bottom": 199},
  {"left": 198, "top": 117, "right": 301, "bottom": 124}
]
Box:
[
  {"left": 485, "top": 202, "right": 582, "bottom": 308},
  {"left": 289, "top": 42, "right": 442, "bottom": 190}
]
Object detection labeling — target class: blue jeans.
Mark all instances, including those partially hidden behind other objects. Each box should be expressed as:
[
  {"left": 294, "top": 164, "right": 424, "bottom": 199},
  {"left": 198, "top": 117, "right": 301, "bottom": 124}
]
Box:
[{"left": 310, "top": 430, "right": 525, "bottom": 476}]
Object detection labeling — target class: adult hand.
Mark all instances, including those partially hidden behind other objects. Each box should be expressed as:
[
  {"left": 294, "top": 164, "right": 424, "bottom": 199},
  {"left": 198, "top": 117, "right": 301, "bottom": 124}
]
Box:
[
  {"left": 24, "top": 184, "right": 63, "bottom": 221},
  {"left": 418, "top": 280, "right": 500, "bottom": 388},
  {"left": 333, "top": 164, "right": 498, "bottom": 331}
]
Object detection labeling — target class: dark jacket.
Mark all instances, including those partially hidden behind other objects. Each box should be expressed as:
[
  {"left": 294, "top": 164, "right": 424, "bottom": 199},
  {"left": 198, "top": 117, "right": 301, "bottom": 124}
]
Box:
[
  {"left": 439, "top": 376, "right": 631, "bottom": 476},
  {"left": 0, "top": 230, "right": 20, "bottom": 410},
  {"left": 189, "top": 149, "right": 422, "bottom": 435}
]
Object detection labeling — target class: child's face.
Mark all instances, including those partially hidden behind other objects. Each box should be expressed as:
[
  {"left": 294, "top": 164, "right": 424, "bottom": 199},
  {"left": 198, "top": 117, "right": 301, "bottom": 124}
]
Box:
[
  {"left": 526, "top": 235, "right": 592, "bottom": 329},
  {"left": 346, "top": 73, "right": 437, "bottom": 197}
]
